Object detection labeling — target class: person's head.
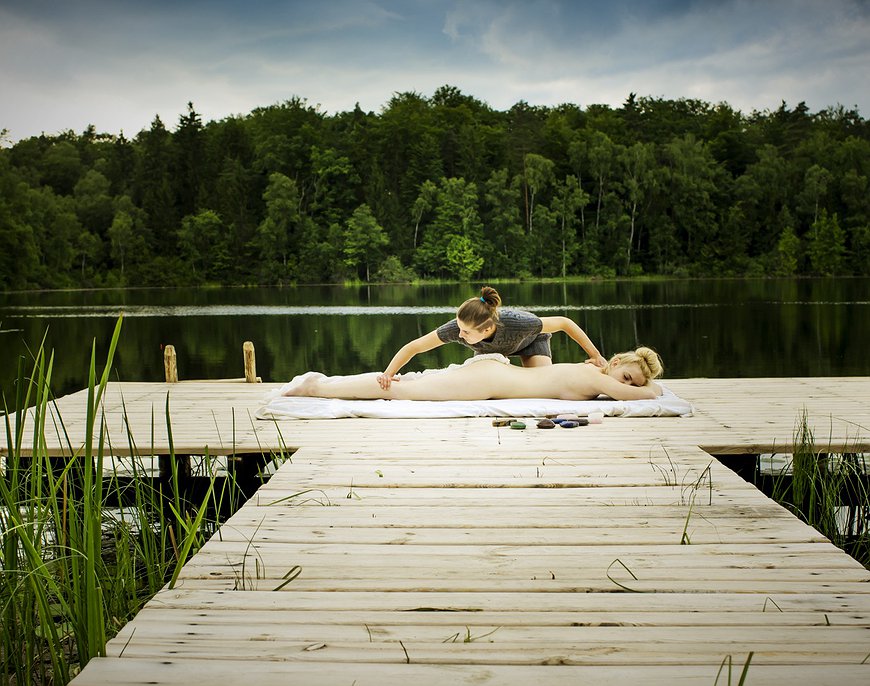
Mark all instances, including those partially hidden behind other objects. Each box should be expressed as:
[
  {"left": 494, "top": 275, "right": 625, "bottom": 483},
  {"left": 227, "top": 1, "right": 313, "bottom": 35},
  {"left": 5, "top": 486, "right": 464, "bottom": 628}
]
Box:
[
  {"left": 603, "top": 347, "right": 663, "bottom": 387},
  {"left": 455, "top": 286, "right": 501, "bottom": 344}
]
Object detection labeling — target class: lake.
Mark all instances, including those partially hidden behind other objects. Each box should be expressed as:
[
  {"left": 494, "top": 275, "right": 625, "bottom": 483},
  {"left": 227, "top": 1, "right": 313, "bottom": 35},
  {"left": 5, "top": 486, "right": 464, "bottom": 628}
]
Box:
[{"left": 1, "top": 278, "right": 869, "bottom": 401}]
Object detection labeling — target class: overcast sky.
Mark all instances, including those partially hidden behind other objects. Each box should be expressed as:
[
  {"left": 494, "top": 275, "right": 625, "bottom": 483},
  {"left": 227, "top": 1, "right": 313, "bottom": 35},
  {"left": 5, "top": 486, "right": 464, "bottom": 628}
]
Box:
[{"left": 2, "top": 0, "right": 868, "bottom": 143}]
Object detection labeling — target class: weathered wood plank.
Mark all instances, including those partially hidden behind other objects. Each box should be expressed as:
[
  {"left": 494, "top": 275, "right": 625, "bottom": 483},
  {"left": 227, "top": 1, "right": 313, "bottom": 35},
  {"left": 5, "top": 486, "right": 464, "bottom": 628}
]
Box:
[
  {"left": 68, "top": 658, "right": 870, "bottom": 686},
  {"left": 105, "top": 639, "right": 870, "bottom": 665},
  {"left": 144, "top": 589, "right": 870, "bottom": 613},
  {"left": 112, "top": 607, "right": 870, "bottom": 627}
]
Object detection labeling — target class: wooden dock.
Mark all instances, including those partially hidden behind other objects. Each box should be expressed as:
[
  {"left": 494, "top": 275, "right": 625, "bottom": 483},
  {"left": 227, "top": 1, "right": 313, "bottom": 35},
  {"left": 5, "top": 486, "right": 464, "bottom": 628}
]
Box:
[{"left": 11, "top": 377, "right": 870, "bottom": 684}]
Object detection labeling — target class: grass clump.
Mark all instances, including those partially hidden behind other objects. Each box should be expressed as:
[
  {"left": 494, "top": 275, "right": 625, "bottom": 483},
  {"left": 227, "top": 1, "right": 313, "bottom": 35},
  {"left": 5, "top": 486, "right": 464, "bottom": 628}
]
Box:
[
  {"left": 768, "top": 410, "right": 869, "bottom": 567},
  {"left": 0, "top": 318, "right": 276, "bottom": 684}
]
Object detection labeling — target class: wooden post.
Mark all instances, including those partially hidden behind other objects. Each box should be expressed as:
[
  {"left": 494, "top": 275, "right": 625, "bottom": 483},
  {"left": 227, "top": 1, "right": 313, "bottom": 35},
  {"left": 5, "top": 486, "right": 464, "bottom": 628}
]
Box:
[
  {"left": 164, "top": 344, "right": 178, "bottom": 383},
  {"left": 243, "top": 341, "right": 260, "bottom": 383}
]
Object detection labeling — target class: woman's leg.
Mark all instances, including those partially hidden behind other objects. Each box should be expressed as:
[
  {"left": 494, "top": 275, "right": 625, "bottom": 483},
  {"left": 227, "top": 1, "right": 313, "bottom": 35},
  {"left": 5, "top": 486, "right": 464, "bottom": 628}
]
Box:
[
  {"left": 283, "top": 371, "right": 391, "bottom": 399},
  {"left": 285, "top": 361, "right": 509, "bottom": 401}
]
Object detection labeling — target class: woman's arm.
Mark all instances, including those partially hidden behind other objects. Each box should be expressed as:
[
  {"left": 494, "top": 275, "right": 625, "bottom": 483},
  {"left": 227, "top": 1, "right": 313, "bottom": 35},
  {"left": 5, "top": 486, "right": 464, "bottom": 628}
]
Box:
[
  {"left": 540, "top": 316, "right": 606, "bottom": 367},
  {"left": 594, "top": 373, "right": 662, "bottom": 401},
  {"left": 379, "top": 330, "right": 445, "bottom": 389}
]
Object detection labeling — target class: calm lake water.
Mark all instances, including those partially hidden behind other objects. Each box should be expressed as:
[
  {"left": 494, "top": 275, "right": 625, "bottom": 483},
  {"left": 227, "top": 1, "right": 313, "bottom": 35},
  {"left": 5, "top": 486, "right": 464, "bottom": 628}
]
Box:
[{"left": 1, "top": 278, "right": 869, "bottom": 401}]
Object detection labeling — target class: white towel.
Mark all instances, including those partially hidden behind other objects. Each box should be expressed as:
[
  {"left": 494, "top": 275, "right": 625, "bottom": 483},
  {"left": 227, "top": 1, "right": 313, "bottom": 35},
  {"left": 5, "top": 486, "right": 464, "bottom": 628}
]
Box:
[{"left": 255, "top": 356, "right": 693, "bottom": 420}]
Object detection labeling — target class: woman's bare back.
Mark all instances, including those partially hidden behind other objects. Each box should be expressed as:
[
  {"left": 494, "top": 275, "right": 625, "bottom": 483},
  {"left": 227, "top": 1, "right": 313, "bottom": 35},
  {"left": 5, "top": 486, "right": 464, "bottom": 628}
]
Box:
[{"left": 406, "top": 361, "right": 607, "bottom": 401}]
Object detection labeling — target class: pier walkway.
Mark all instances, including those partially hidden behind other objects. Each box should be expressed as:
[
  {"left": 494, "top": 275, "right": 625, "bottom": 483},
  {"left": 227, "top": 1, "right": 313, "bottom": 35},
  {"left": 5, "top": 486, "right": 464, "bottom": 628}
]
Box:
[{"left": 19, "top": 377, "right": 870, "bottom": 684}]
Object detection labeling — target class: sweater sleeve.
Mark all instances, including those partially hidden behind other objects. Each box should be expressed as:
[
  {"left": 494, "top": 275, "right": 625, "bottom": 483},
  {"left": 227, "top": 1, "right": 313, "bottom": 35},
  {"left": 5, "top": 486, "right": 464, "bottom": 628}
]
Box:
[{"left": 436, "top": 319, "right": 461, "bottom": 343}]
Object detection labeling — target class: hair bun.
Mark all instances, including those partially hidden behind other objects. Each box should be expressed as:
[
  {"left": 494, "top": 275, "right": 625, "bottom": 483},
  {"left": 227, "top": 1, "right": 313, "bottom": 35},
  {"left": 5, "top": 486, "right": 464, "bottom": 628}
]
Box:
[
  {"left": 636, "top": 347, "right": 664, "bottom": 379},
  {"left": 479, "top": 286, "right": 502, "bottom": 308}
]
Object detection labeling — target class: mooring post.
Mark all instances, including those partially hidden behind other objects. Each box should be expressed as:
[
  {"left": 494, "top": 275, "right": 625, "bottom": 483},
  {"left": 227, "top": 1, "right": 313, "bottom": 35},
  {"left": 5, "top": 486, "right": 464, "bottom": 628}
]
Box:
[
  {"left": 164, "top": 344, "right": 178, "bottom": 383},
  {"left": 243, "top": 341, "right": 260, "bottom": 382}
]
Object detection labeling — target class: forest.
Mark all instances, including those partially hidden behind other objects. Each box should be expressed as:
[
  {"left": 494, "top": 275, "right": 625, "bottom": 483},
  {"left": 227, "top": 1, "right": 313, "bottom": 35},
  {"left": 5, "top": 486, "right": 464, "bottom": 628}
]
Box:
[{"left": 1, "top": 86, "right": 868, "bottom": 290}]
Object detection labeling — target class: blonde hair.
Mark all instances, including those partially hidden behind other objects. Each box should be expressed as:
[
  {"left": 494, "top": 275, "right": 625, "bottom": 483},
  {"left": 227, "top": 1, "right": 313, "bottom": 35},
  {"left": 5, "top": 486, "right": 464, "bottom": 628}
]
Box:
[
  {"left": 606, "top": 347, "right": 664, "bottom": 382},
  {"left": 456, "top": 286, "right": 502, "bottom": 330}
]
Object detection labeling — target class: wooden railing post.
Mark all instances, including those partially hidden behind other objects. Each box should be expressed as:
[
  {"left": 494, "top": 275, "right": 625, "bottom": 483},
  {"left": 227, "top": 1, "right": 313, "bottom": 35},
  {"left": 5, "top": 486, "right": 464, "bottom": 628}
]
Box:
[
  {"left": 163, "top": 344, "right": 178, "bottom": 383},
  {"left": 243, "top": 341, "right": 260, "bottom": 383}
]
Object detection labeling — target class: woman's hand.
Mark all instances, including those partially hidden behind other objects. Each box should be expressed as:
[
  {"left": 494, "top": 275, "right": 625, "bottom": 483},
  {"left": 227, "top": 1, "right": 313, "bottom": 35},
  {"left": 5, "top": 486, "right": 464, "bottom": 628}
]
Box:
[
  {"left": 588, "top": 354, "right": 607, "bottom": 368},
  {"left": 377, "top": 373, "right": 399, "bottom": 390}
]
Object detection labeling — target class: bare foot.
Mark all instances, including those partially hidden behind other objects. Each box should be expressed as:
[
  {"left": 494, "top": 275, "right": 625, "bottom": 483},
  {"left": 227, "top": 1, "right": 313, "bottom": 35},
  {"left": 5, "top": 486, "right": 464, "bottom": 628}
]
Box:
[{"left": 281, "top": 371, "right": 325, "bottom": 396}]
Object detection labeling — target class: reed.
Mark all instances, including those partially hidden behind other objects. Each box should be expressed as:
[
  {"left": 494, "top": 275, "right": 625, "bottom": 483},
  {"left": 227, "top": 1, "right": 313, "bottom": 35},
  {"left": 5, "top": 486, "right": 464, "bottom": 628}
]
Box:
[
  {"left": 0, "top": 318, "right": 280, "bottom": 684},
  {"left": 769, "top": 410, "right": 869, "bottom": 567}
]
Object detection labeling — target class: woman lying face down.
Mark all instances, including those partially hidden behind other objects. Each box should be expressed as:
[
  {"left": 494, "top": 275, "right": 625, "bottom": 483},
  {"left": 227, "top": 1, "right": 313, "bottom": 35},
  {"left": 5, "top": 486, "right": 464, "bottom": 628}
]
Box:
[{"left": 283, "top": 347, "right": 664, "bottom": 403}]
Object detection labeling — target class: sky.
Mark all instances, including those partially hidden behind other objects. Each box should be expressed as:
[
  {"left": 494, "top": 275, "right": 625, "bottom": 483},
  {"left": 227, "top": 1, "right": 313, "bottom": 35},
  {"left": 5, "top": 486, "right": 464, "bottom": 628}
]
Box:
[{"left": 1, "top": 0, "right": 869, "bottom": 142}]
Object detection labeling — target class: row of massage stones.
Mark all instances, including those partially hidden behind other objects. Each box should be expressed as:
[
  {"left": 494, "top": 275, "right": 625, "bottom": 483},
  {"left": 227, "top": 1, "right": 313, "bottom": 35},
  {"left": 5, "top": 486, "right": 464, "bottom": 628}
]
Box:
[{"left": 492, "top": 412, "right": 604, "bottom": 430}]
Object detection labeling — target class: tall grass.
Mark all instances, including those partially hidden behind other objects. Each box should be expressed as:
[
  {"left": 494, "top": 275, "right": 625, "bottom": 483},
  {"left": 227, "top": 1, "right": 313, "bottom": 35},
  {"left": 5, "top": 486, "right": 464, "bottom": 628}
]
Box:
[
  {"left": 1, "top": 318, "right": 275, "bottom": 684},
  {"left": 769, "top": 410, "right": 869, "bottom": 567}
]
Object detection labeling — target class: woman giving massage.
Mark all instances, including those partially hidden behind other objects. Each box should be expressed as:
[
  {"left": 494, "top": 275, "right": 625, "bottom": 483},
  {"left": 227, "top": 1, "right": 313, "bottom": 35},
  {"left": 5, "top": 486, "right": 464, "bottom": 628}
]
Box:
[
  {"left": 282, "top": 347, "right": 664, "bottom": 402},
  {"left": 376, "top": 286, "right": 607, "bottom": 391}
]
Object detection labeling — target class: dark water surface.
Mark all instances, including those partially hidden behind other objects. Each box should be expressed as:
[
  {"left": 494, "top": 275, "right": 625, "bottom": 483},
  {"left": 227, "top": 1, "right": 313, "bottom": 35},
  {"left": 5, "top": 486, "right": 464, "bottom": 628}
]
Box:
[{"left": 1, "top": 278, "right": 868, "bottom": 400}]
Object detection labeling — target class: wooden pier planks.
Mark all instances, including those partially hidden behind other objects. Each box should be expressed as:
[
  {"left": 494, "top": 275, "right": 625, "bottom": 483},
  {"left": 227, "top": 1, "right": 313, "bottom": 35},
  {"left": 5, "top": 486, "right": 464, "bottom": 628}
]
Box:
[
  {"left": 17, "top": 377, "right": 870, "bottom": 684},
  {"left": 70, "top": 438, "right": 870, "bottom": 683}
]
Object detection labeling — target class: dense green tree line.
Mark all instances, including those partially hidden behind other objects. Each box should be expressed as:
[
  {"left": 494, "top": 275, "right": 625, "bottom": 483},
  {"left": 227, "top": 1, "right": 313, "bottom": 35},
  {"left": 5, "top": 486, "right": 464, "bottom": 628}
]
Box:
[{"left": 1, "top": 87, "right": 868, "bottom": 290}]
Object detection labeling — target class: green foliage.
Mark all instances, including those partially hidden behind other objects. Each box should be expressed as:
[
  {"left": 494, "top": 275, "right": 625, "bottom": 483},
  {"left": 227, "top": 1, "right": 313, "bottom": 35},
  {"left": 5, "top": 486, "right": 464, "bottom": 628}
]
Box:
[
  {"left": 848, "top": 224, "right": 870, "bottom": 273},
  {"left": 177, "top": 209, "right": 227, "bottom": 280},
  {"left": 0, "top": 156, "right": 40, "bottom": 289},
  {"left": 415, "top": 177, "right": 483, "bottom": 277},
  {"left": 552, "top": 175, "right": 589, "bottom": 278},
  {"left": 773, "top": 221, "right": 801, "bottom": 276},
  {"left": 343, "top": 203, "right": 389, "bottom": 281},
  {"left": 807, "top": 211, "right": 846, "bottom": 275},
  {"left": 445, "top": 234, "right": 484, "bottom": 280},
  {"left": 74, "top": 169, "right": 113, "bottom": 236},
  {"left": 372, "top": 255, "right": 416, "bottom": 283},
  {"left": 107, "top": 209, "right": 134, "bottom": 277},
  {"left": 40, "top": 141, "right": 83, "bottom": 195},
  {"left": 1, "top": 91, "right": 869, "bottom": 289},
  {"left": 522, "top": 152, "right": 555, "bottom": 234},
  {"left": 482, "top": 168, "right": 526, "bottom": 274},
  {"left": 253, "top": 172, "right": 302, "bottom": 283}
]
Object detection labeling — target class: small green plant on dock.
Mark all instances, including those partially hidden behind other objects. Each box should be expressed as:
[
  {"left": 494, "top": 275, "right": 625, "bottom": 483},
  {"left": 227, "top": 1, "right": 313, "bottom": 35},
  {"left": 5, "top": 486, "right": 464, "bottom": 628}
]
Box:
[
  {"left": 442, "top": 626, "right": 501, "bottom": 643},
  {"left": 647, "top": 448, "right": 715, "bottom": 545},
  {"left": 714, "top": 651, "right": 754, "bottom": 685},
  {"left": 605, "top": 558, "right": 642, "bottom": 592},
  {"left": 768, "top": 410, "right": 869, "bottom": 567},
  {"left": 0, "top": 318, "right": 275, "bottom": 685}
]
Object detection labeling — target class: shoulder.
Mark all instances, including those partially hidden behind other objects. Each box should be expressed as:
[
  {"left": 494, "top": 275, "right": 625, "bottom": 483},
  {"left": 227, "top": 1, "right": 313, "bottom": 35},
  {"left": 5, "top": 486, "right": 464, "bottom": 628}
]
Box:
[{"left": 499, "top": 309, "right": 542, "bottom": 330}]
